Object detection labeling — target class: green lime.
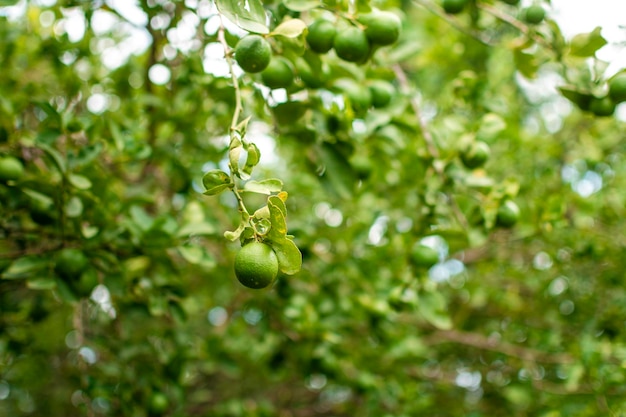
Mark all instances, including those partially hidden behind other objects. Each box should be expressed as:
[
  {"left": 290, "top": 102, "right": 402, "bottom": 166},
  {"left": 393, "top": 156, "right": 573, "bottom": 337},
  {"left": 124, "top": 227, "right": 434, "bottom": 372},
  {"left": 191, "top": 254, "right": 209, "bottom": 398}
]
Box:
[
  {"left": 306, "top": 19, "right": 337, "bottom": 54},
  {"left": 523, "top": 5, "right": 545, "bottom": 24},
  {"left": 497, "top": 200, "right": 520, "bottom": 228},
  {"left": 342, "top": 82, "right": 372, "bottom": 116},
  {"left": 55, "top": 248, "right": 89, "bottom": 280},
  {"left": 234, "top": 242, "right": 279, "bottom": 289},
  {"left": 0, "top": 156, "right": 24, "bottom": 182},
  {"left": 75, "top": 268, "right": 99, "bottom": 297},
  {"left": 460, "top": 141, "right": 490, "bottom": 169},
  {"left": 235, "top": 35, "right": 272, "bottom": 73},
  {"left": 149, "top": 392, "right": 169, "bottom": 415},
  {"left": 261, "top": 57, "right": 294, "bottom": 89},
  {"left": 333, "top": 27, "right": 370, "bottom": 63},
  {"left": 608, "top": 74, "right": 626, "bottom": 103},
  {"left": 368, "top": 80, "right": 395, "bottom": 108},
  {"left": 590, "top": 96, "right": 616, "bottom": 117},
  {"left": 411, "top": 244, "right": 439, "bottom": 268},
  {"left": 295, "top": 58, "right": 326, "bottom": 89},
  {"left": 442, "top": 0, "right": 467, "bottom": 14},
  {"left": 359, "top": 11, "right": 401, "bottom": 46}
]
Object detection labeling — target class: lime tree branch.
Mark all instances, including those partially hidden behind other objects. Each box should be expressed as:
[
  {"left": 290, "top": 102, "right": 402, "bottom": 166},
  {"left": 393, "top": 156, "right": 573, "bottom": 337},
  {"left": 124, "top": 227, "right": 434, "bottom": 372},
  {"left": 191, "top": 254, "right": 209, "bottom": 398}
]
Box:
[
  {"left": 424, "top": 329, "right": 575, "bottom": 364},
  {"left": 412, "top": 0, "right": 494, "bottom": 46},
  {"left": 476, "top": 2, "right": 553, "bottom": 51},
  {"left": 393, "top": 64, "right": 469, "bottom": 230}
]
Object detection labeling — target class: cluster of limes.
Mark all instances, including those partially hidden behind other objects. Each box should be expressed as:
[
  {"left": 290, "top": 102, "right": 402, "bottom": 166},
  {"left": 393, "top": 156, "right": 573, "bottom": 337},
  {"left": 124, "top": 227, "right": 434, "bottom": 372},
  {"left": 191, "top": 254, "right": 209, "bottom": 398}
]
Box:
[
  {"left": 442, "top": 0, "right": 546, "bottom": 25},
  {"left": 566, "top": 73, "right": 626, "bottom": 117},
  {"left": 233, "top": 34, "right": 296, "bottom": 90},
  {"left": 587, "top": 74, "right": 626, "bottom": 117},
  {"left": 233, "top": 10, "right": 401, "bottom": 93},
  {"left": 55, "top": 248, "right": 98, "bottom": 296},
  {"left": 305, "top": 11, "right": 402, "bottom": 63}
]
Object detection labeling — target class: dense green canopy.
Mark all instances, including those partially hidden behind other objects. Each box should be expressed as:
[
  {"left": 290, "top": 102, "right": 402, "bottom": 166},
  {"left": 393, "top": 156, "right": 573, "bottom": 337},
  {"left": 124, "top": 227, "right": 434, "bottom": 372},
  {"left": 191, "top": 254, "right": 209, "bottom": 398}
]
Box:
[{"left": 1, "top": 0, "right": 626, "bottom": 416}]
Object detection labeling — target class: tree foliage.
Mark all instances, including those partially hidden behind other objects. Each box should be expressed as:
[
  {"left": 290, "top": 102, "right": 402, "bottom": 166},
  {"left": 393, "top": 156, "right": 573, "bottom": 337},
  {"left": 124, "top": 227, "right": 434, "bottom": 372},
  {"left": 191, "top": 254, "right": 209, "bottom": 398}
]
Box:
[{"left": 1, "top": 0, "right": 626, "bottom": 415}]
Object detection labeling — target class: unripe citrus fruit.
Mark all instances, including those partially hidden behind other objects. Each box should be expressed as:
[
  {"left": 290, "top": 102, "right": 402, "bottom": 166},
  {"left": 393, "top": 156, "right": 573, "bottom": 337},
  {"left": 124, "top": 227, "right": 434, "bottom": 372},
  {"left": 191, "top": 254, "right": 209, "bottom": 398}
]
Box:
[
  {"left": 523, "top": 5, "right": 545, "bottom": 24},
  {"left": 411, "top": 244, "right": 439, "bottom": 268},
  {"left": 75, "top": 269, "right": 99, "bottom": 297},
  {"left": 54, "top": 248, "right": 89, "bottom": 280},
  {"left": 149, "top": 392, "right": 169, "bottom": 415},
  {"left": 497, "top": 200, "right": 520, "bottom": 228},
  {"left": 368, "top": 80, "right": 395, "bottom": 108},
  {"left": 589, "top": 96, "right": 615, "bottom": 117},
  {"left": 306, "top": 19, "right": 336, "bottom": 54},
  {"left": 460, "top": 141, "right": 490, "bottom": 169},
  {"left": 359, "top": 11, "right": 401, "bottom": 46},
  {"left": 0, "top": 156, "right": 24, "bottom": 182},
  {"left": 342, "top": 81, "right": 372, "bottom": 116},
  {"left": 261, "top": 57, "right": 294, "bottom": 89},
  {"left": 333, "top": 27, "right": 370, "bottom": 63},
  {"left": 235, "top": 35, "right": 272, "bottom": 73},
  {"left": 295, "top": 58, "right": 326, "bottom": 88},
  {"left": 234, "top": 242, "right": 279, "bottom": 289},
  {"left": 608, "top": 74, "right": 626, "bottom": 103},
  {"left": 442, "top": 0, "right": 467, "bottom": 14}
]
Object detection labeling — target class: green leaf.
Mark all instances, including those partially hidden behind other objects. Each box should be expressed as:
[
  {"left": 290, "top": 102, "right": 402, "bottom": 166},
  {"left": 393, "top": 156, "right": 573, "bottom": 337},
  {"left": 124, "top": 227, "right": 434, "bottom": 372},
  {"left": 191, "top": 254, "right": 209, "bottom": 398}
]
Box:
[
  {"left": 513, "top": 49, "right": 539, "bottom": 79},
  {"left": 418, "top": 290, "right": 452, "bottom": 330},
  {"left": 569, "top": 27, "right": 607, "bottom": 57},
  {"left": 242, "top": 178, "right": 283, "bottom": 194},
  {"left": 0, "top": 0, "right": 20, "bottom": 5},
  {"left": 267, "top": 198, "right": 288, "bottom": 240},
  {"left": 317, "top": 143, "right": 356, "bottom": 200},
  {"left": 68, "top": 174, "right": 92, "bottom": 190},
  {"left": 37, "top": 143, "right": 66, "bottom": 174},
  {"left": 130, "top": 205, "right": 153, "bottom": 231},
  {"left": 282, "top": 0, "right": 319, "bottom": 11},
  {"left": 269, "top": 237, "right": 302, "bottom": 275},
  {"left": 177, "top": 245, "right": 216, "bottom": 268},
  {"left": 242, "top": 142, "right": 260, "bottom": 178},
  {"left": 477, "top": 113, "right": 506, "bottom": 141},
  {"left": 27, "top": 276, "right": 57, "bottom": 290},
  {"left": 224, "top": 223, "right": 247, "bottom": 241},
  {"left": 234, "top": 116, "right": 251, "bottom": 137},
  {"left": 65, "top": 196, "right": 84, "bottom": 218},
  {"left": 271, "top": 19, "right": 307, "bottom": 38},
  {"left": 558, "top": 85, "right": 593, "bottom": 108},
  {"left": 216, "top": 0, "right": 269, "bottom": 34},
  {"left": 2, "top": 256, "right": 49, "bottom": 280},
  {"left": 202, "top": 169, "right": 232, "bottom": 196}
]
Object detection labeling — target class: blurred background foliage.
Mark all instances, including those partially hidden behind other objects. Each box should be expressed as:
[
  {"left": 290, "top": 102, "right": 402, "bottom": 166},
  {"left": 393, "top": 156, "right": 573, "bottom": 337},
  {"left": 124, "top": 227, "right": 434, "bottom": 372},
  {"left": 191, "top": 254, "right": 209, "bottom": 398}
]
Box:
[{"left": 1, "top": 0, "right": 626, "bottom": 415}]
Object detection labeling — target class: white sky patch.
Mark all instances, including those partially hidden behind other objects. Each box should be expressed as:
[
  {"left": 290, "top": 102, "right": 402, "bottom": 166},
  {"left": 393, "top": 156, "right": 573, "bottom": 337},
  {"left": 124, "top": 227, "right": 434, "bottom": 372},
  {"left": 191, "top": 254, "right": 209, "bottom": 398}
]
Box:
[
  {"left": 105, "top": 0, "right": 147, "bottom": 26},
  {"left": 551, "top": 0, "right": 626, "bottom": 74}
]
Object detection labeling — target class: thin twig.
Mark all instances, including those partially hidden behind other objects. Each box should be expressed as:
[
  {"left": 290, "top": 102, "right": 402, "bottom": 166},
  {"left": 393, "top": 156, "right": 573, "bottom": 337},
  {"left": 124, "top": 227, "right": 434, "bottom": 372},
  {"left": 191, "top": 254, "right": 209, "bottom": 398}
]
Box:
[
  {"left": 424, "top": 329, "right": 575, "bottom": 364},
  {"left": 393, "top": 64, "right": 469, "bottom": 230},
  {"left": 217, "top": 20, "right": 251, "bottom": 220},
  {"left": 477, "top": 2, "right": 552, "bottom": 51},
  {"left": 413, "top": 0, "right": 494, "bottom": 46}
]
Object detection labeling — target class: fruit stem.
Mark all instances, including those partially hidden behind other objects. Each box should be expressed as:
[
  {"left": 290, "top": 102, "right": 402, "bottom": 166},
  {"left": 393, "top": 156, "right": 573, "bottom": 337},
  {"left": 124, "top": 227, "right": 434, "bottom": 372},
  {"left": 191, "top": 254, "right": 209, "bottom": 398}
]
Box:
[{"left": 217, "top": 20, "right": 252, "bottom": 222}]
